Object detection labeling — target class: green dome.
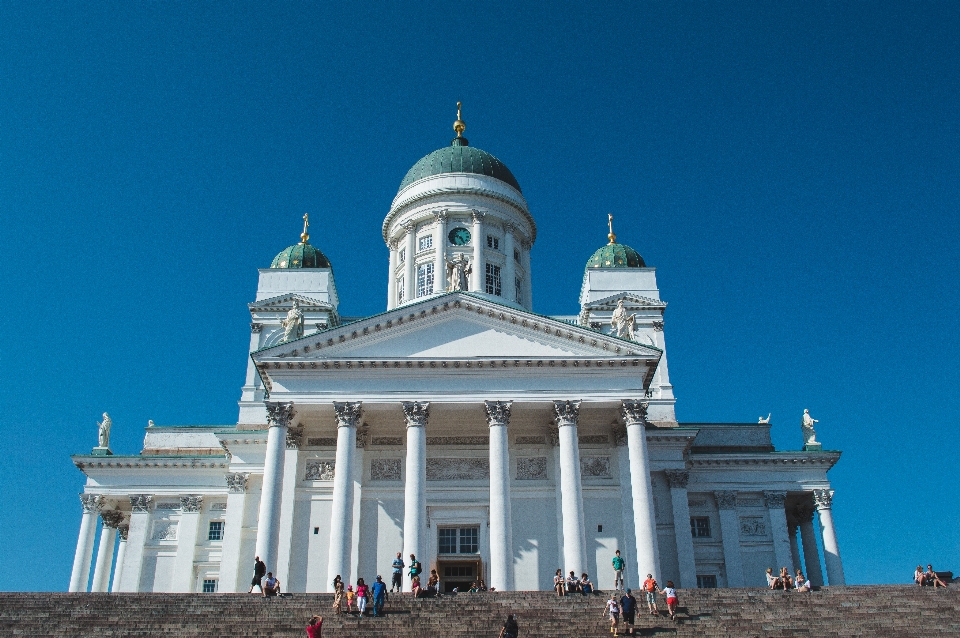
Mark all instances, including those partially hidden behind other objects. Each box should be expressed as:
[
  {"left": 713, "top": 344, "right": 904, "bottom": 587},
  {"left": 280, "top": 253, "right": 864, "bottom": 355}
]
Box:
[
  {"left": 586, "top": 243, "right": 646, "bottom": 269},
  {"left": 270, "top": 242, "right": 331, "bottom": 269},
  {"left": 399, "top": 140, "right": 522, "bottom": 193}
]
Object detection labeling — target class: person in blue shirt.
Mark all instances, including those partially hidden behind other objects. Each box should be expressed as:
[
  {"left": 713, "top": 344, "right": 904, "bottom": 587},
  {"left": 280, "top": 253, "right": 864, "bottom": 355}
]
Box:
[
  {"left": 390, "top": 552, "right": 404, "bottom": 592},
  {"left": 371, "top": 575, "right": 387, "bottom": 617}
]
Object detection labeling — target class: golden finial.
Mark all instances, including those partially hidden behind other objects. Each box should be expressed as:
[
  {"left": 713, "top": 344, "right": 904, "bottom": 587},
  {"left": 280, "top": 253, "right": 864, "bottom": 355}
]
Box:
[
  {"left": 607, "top": 213, "right": 616, "bottom": 244},
  {"left": 300, "top": 213, "right": 310, "bottom": 244},
  {"left": 453, "top": 101, "right": 466, "bottom": 137}
]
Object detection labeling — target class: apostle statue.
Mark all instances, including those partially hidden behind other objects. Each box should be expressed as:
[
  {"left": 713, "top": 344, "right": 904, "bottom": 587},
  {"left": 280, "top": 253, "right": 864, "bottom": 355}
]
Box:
[
  {"left": 610, "top": 299, "right": 636, "bottom": 341},
  {"left": 801, "top": 409, "right": 819, "bottom": 446},
  {"left": 98, "top": 412, "right": 112, "bottom": 449},
  {"left": 281, "top": 300, "right": 304, "bottom": 342},
  {"left": 447, "top": 254, "right": 472, "bottom": 292}
]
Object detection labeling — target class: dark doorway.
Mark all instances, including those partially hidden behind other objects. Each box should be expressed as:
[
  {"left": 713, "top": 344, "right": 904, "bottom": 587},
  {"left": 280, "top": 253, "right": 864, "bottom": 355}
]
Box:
[{"left": 438, "top": 559, "right": 482, "bottom": 592}]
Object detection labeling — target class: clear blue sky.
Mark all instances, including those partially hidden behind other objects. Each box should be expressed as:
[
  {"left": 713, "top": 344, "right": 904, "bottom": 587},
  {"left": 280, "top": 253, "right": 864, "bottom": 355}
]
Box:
[{"left": 1, "top": 2, "right": 957, "bottom": 591}]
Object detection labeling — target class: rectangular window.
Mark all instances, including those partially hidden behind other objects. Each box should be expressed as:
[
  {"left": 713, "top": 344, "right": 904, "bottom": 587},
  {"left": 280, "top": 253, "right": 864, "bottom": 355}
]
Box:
[
  {"left": 398, "top": 248, "right": 406, "bottom": 264},
  {"left": 696, "top": 575, "right": 718, "bottom": 589},
  {"left": 514, "top": 248, "right": 521, "bottom": 263},
  {"left": 438, "top": 526, "right": 480, "bottom": 554},
  {"left": 438, "top": 528, "right": 458, "bottom": 554},
  {"left": 485, "top": 263, "right": 501, "bottom": 296},
  {"left": 418, "top": 235, "right": 433, "bottom": 252},
  {"left": 417, "top": 263, "right": 434, "bottom": 297},
  {"left": 398, "top": 277, "right": 405, "bottom": 304},
  {"left": 207, "top": 521, "right": 224, "bottom": 541},
  {"left": 459, "top": 527, "right": 479, "bottom": 553},
  {"left": 202, "top": 579, "right": 218, "bottom": 593},
  {"left": 487, "top": 235, "right": 499, "bottom": 250},
  {"left": 515, "top": 277, "right": 522, "bottom": 303},
  {"left": 690, "top": 517, "right": 712, "bottom": 538}
]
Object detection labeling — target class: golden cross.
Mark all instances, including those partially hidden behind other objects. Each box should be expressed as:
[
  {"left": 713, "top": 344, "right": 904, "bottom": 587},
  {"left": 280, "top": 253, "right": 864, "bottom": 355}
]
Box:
[{"left": 301, "top": 213, "right": 310, "bottom": 243}]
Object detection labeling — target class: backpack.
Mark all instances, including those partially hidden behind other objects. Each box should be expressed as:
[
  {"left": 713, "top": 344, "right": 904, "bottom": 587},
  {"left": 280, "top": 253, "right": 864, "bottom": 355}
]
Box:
[
  {"left": 410, "top": 560, "right": 421, "bottom": 576},
  {"left": 644, "top": 578, "right": 657, "bottom": 592}
]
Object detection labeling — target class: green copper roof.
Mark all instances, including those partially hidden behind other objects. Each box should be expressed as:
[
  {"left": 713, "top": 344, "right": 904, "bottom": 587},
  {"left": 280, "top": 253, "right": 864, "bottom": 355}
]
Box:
[
  {"left": 585, "top": 243, "right": 646, "bottom": 270},
  {"left": 270, "top": 242, "right": 331, "bottom": 269},
  {"left": 399, "top": 141, "right": 522, "bottom": 193}
]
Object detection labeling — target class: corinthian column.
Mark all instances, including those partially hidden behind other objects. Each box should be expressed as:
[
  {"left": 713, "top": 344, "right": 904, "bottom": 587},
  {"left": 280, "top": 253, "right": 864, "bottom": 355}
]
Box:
[
  {"left": 665, "top": 470, "right": 695, "bottom": 588},
  {"left": 328, "top": 402, "right": 362, "bottom": 590},
  {"left": 814, "top": 489, "right": 845, "bottom": 585},
  {"left": 110, "top": 524, "right": 129, "bottom": 592},
  {"left": 91, "top": 509, "right": 124, "bottom": 592},
  {"left": 764, "top": 491, "right": 794, "bottom": 574},
  {"left": 117, "top": 495, "right": 152, "bottom": 592},
  {"left": 69, "top": 494, "right": 102, "bottom": 592},
  {"left": 255, "top": 402, "right": 295, "bottom": 574},
  {"left": 623, "top": 400, "right": 661, "bottom": 584},
  {"left": 796, "top": 504, "right": 824, "bottom": 586},
  {"left": 433, "top": 211, "right": 447, "bottom": 294},
  {"left": 471, "top": 211, "right": 485, "bottom": 292},
  {"left": 485, "top": 400, "right": 514, "bottom": 591},
  {"left": 403, "top": 221, "right": 416, "bottom": 303},
  {"left": 715, "top": 491, "right": 744, "bottom": 587},
  {"left": 554, "top": 400, "right": 586, "bottom": 576},
  {"left": 402, "top": 401, "right": 429, "bottom": 589},
  {"left": 387, "top": 240, "right": 399, "bottom": 309}
]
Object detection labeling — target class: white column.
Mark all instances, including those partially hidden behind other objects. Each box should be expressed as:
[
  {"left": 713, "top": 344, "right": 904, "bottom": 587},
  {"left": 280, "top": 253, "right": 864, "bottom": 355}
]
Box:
[
  {"left": 665, "top": 470, "right": 696, "bottom": 589},
  {"left": 788, "top": 522, "right": 802, "bottom": 574},
  {"left": 218, "top": 473, "right": 250, "bottom": 592},
  {"left": 328, "top": 402, "right": 362, "bottom": 590},
  {"left": 521, "top": 239, "right": 533, "bottom": 308},
  {"left": 622, "top": 401, "right": 661, "bottom": 583},
  {"left": 471, "top": 210, "right": 485, "bottom": 292},
  {"left": 349, "top": 433, "right": 366, "bottom": 586},
  {"left": 814, "top": 489, "right": 845, "bottom": 585},
  {"left": 798, "top": 505, "right": 824, "bottom": 586},
  {"left": 764, "top": 491, "right": 794, "bottom": 574},
  {"left": 402, "top": 401, "right": 429, "bottom": 590},
  {"left": 91, "top": 509, "right": 123, "bottom": 592},
  {"left": 615, "top": 431, "right": 638, "bottom": 590},
  {"left": 403, "top": 221, "right": 416, "bottom": 303},
  {"left": 117, "top": 495, "right": 152, "bottom": 592},
  {"left": 433, "top": 211, "right": 447, "bottom": 293},
  {"left": 255, "top": 402, "right": 295, "bottom": 574},
  {"left": 110, "top": 524, "right": 128, "bottom": 592},
  {"left": 387, "top": 241, "right": 399, "bottom": 309},
  {"left": 714, "top": 491, "right": 744, "bottom": 587},
  {"left": 276, "top": 429, "right": 302, "bottom": 588},
  {"left": 554, "top": 400, "right": 587, "bottom": 576},
  {"left": 69, "top": 494, "right": 102, "bottom": 592},
  {"left": 485, "top": 401, "right": 514, "bottom": 591},
  {"left": 170, "top": 496, "right": 203, "bottom": 592},
  {"left": 503, "top": 224, "right": 516, "bottom": 303}
]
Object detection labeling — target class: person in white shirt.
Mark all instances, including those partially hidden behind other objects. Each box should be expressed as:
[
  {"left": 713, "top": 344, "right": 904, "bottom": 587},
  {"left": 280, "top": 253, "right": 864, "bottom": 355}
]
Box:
[
  {"left": 602, "top": 595, "right": 620, "bottom": 635},
  {"left": 659, "top": 581, "right": 678, "bottom": 621},
  {"left": 795, "top": 573, "right": 812, "bottom": 592}
]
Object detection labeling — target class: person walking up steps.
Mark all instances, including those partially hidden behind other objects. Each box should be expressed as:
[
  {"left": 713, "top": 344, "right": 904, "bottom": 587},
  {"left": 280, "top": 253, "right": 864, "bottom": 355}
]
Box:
[
  {"left": 642, "top": 574, "right": 659, "bottom": 616},
  {"left": 391, "top": 552, "right": 404, "bottom": 592},
  {"left": 659, "top": 581, "right": 679, "bottom": 621},
  {"left": 612, "top": 550, "right": 626, "bottom": 591},
  {"left": 498, "top": 613, "right": 520, "bottom": 638}
]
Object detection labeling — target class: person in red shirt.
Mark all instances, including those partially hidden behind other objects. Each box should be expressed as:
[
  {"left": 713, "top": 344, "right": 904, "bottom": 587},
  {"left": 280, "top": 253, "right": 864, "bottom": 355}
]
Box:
[
  {"left": 305, "top": 615, "right": 322, "bottom": 638},
  {"left": 642, "top": 574, "right": 659, "bottom": 616}
]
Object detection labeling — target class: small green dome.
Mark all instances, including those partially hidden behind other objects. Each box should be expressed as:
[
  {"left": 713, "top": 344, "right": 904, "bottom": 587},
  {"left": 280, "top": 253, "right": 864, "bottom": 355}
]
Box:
[
  {"left": 586, "top": 243, "right": 646, "bottom": 270},
  {"left": 399, "top": 140, "right": 522, "bottom": 193},
  {"left": 270, "top": 242, "right": 331, "bottom": 269}
]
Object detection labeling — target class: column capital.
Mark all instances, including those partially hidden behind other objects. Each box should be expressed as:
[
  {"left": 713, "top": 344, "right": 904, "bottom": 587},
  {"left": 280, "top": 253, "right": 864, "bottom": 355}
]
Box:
[
  {"left": 484, "top": 401, "right": 513, "bottom": 427},
  {"left": 117, "top": 524, "right": 129, "bottom": 541},
  {"left": 652, "top": 320, "right": 664, "bottom": 332},
  {"left": 285, "top": 426, "right": 303, "bottom": 449},
  {"left": 401, "top": 220, "right": 415, "bottom": 232},
  {"left": 129, "top": 494, "right": 152, "bottom": 512},
  {"left": 226, "top": 472, "right": 249, "bottom": 494},
  {"left": 433, "top": 209, "right": 448, "bottom": 223},
  {"left": 180, "top": 495, "right": 203, "bottom": 513},
  {"left": 334, "top": 401, "right": 363, "bottom": 428},
  {"left": 813, "top": 489, "right": 834, "bottom": 510},
  {"left": 763, "top": 491, "right": 787, "bottom": 509},
  {"left": 388, "top": 239, "right": 400, "bottom": 251},
  {"left": 552, "top": 400, "right": 581, "bottom": 427},
  {"left": 250, "top": 322, "right": 263, "bottom": 334},
  {"left": 665, "top": 469, "right": 690, "bottom": 489},
  {"left": 100, "top": 509, "right": 126, "bottom": 529},
  {"left": 714, "top": 490, "right": 738, "bottom": 510},
  {"left": 266, "top": 402, "right": 295, "bottom": 428},
  {"left": 471, "top": 209, "right": 486, "bottom": 223},
  {"left": 80, "top": 494, "right": 103, "bottom": 514},
  {"left": 621, "top": 400, "right": 650, "bottom": 427},
  {"left": 402, "top": 401, "right": 430, "bottom": 428}
]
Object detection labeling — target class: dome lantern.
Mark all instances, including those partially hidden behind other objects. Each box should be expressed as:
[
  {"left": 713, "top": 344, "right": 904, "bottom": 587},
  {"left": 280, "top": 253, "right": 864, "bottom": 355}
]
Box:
[{"left": 270, "top": 213, "right": 332, "bottom": 269}]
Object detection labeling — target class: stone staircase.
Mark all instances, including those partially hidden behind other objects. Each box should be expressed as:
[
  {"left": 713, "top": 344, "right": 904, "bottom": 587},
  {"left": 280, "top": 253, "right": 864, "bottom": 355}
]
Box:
[{"left": 2, "top": 587, "right": 959, "bottom": 637}]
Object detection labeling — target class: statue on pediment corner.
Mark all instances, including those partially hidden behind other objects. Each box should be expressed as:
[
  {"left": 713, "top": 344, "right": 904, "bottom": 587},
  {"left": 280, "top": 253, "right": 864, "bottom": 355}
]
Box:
[
  {"left": 801, "top": 409, "right": 819, "bottom": 447},
  {"left": 281, "top": 300, "right": 304, "bottom": 342},
  {"left": 611, "top": 300, "right": 636, "bottom": 341},
  {"left": 97, "top": 413, "right": 112, "bottom": 449}
]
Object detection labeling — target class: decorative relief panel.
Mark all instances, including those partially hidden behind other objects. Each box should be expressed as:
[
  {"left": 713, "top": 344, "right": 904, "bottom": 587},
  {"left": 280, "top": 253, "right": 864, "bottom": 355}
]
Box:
[
  {"left": 307, "top": 437, "right": 338, "bottom": 447},
  {"left": 372, "top": 437, "right": 403, "bottom": 446},
  {"left": 155, "top": 502, "right": 181, "bottom": 510},
  {"left": 210, "top": 503, "right": 228, "bottom": 511},
  {"left": 152, "top": 522, "right": 178, "bottom": 541},
  {"left": 580, "top": 456, "right": 611, "bottom": 477},
  {"left": 578, "top": 435, "right": 609, "bottom": 445},
  {"left": 737, "top": 498, "right": 763, "bottom": 507},
  {"left": 426, "top": 437, "right": 488, "bottom": 446},
  {"left": 515, "top": 436, "right": 545, "bottom": 445},
  {"left": 371, "top": 458, "right": 402, "bottom": 481},
  {"left": 426, "top": 458, "right": 489, "bottom": 481},
  {"left": 739, "top": 516, "right": 766, "bottom": 537},
  {"left": 516, "top": 457, "right": 547, "bottom": 480},
  {"left": 304, "top": 460, "right": 335, "bottom": 481},
  {"left": 688, "top": 498, "right": 708, "bottom": 508}
]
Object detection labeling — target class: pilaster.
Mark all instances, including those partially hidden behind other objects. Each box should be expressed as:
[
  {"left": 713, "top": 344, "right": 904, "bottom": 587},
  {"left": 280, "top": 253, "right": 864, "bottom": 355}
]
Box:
[
  {"left": 117, "top": 495, "right": 152, "bottom": 592},
  {"left": 665, "top": 470, "right": 696, "bottom": 589},
  {"left": 218, "top": 473, "right": 250, "bottom": 592},
  {"left": 764, "top": 491, "right": 794, "bottom": 574},
  {"left": 714, "top": 490, "right": 744, "bottom": 587}
]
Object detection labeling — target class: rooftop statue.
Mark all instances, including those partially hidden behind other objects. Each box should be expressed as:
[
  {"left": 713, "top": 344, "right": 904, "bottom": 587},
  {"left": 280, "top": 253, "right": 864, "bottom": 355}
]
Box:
[
  {"left": 610, "top": 299, "right": 636, "bottom": 341},
  {"left": 282, "top": 300, "right": 304, "bottom": 342},
  {"left": 758, "top": 413, "right": 771, "bottom": 424},
  {"left": 97, "top": 412, "right": 112, "bottom": 449},
  {"left": 801, "top": 409, "right": 819, "bottom": 446}
]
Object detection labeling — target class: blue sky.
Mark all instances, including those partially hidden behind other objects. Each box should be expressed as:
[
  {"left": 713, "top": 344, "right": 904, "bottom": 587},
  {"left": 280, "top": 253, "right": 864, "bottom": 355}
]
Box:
[{"left": 1, "top": 2, "right": 957, "bottom": 591}]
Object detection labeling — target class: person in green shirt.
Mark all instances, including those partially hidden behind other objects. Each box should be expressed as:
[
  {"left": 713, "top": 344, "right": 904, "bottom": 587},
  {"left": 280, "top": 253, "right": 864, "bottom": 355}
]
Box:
[{"left": 612, "top": 550, "right": 626, "bottom": 590}]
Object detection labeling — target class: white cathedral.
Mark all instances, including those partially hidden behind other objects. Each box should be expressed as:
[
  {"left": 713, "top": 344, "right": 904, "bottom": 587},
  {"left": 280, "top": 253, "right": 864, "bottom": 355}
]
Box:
[{"left": 70, "top": 108, "right": 845, "bottom": 595}]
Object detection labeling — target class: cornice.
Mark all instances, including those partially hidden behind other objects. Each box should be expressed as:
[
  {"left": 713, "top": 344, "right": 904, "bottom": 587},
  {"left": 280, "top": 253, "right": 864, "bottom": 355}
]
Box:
[
  {"left": 688, "top": 452, "right": 841, "bottom": 468},
  {"left": 73, "top": 456, "right": 230, "bottom": 471}
]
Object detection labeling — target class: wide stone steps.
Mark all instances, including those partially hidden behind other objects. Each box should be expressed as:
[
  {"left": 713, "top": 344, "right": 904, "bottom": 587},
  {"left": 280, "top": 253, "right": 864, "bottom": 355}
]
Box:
[{"left": 2, "top": 587, "right": 959, "bottom": 637}]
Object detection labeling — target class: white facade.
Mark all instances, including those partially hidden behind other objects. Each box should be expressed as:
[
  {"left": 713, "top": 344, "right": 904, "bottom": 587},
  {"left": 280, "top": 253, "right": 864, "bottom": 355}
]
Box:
[{"left": 70, "top": 131, "right": 844, "bottom": 595}]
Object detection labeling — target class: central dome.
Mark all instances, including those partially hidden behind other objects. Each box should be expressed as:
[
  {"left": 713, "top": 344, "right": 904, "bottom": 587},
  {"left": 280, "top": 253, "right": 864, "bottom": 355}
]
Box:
[{"left": 398, "top": 141, "right": 522, "bottom": 194}]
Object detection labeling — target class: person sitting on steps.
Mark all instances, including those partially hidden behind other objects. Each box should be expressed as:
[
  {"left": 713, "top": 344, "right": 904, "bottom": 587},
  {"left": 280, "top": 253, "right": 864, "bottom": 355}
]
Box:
[
  {"left": 925, "top": 565, "right": 948, "bottom": 588},
  {"left": 263, "top": 572, "right": 281, "bottom": 598},
  {"left": 554, "top": 569, "right": 565, "bottom": 597},
  {"left": 766, "top": 568, "right": 782, "bottom": 590},
  {"left": 566, "top": 571, "right": 581, "bottom": 594},
  {"left": 580, "top": 573, "right": 594, "bottom": 595}
]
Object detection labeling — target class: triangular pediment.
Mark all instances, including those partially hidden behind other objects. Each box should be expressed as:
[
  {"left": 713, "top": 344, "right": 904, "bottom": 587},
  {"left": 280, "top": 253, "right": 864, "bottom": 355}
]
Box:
[
  {"left": 584, "top": 292, "right": 667, "bottom": 311},
  {"left": 253, "top": 293, "right": 661, "bottom": 361},
  {"left": 249, "top": 293, "right": 335, "bottom": 312}
]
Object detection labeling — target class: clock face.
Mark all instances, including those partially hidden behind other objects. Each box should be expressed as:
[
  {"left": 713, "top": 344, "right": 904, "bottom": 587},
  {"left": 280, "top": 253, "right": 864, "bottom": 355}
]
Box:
[{"left": 448, "top": 227, "right": 471, "bottom": 246}]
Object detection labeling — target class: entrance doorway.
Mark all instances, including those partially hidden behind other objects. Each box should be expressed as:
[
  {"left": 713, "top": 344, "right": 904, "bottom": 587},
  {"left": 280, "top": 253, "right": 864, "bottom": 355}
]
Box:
[{"left": 437, "top": 559, "right": 482, "bottom": 593}]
